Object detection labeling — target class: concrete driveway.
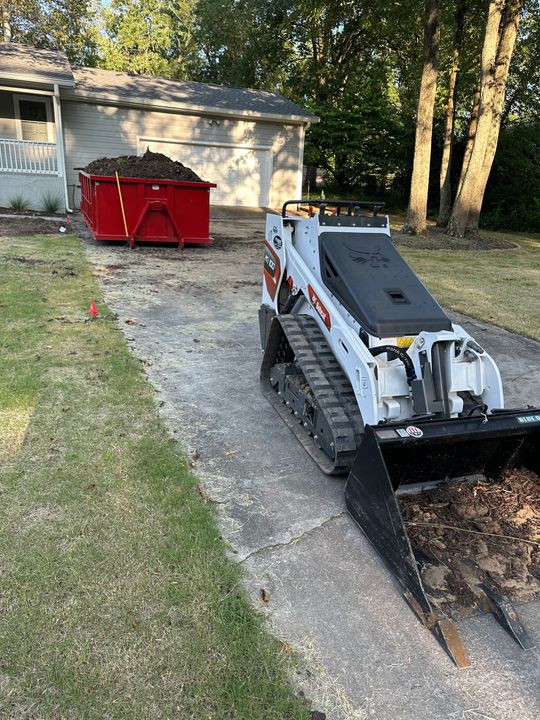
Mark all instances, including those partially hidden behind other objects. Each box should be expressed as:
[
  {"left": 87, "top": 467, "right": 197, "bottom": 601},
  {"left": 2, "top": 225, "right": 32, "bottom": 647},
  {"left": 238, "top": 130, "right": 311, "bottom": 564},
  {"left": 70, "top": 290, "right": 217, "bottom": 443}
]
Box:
[{"left": 80, "top": 207, "right": 540, "bottom": 720}]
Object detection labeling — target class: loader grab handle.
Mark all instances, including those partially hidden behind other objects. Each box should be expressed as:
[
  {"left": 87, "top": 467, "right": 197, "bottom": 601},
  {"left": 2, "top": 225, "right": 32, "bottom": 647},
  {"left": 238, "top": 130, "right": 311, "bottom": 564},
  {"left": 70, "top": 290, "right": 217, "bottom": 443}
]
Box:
[{"left": 281, "top": 198, "right": 385, "bottom": 217}]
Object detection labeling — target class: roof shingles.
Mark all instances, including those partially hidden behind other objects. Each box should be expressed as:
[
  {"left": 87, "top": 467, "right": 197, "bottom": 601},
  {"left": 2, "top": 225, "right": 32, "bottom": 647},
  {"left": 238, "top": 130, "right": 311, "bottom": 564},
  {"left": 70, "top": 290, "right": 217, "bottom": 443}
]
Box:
[
  {"left": 0, "top": 43, "right": 316, "bottom": 121},
  {"left": 71, "top": 67, "right": 317, "bottom": 121},
  {"left": 0, "top": 42, "right": 74, "bottom": 86}
]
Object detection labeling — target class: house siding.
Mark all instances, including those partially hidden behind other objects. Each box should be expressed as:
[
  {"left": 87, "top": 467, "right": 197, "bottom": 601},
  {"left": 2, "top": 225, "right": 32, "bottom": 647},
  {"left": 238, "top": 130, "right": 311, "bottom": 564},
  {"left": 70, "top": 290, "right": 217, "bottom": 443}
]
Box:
[
  {"left": 0, "top": 173, "right": 64, "bottom": 210},
  {"left": 61, "top": 100, "right": 301, "bottom": 208}
]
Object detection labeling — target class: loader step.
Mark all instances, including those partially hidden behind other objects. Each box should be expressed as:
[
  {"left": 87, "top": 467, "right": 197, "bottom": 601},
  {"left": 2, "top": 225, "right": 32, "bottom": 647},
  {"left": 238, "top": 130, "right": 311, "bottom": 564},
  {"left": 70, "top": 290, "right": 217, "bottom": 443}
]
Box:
[{"left": 261, "top": 314, "right": 364, "bottom": 475}]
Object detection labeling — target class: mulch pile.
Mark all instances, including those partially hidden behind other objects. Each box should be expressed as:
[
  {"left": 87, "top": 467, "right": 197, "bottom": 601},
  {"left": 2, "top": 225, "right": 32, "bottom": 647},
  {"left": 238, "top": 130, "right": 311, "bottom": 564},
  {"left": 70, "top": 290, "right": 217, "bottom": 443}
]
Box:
[
  {"left": 398, "top": 468, "right": 540, "bottom": 613},
  {"left": 83, "top": 149, "right": 205, "bottom": 183},
  {"left": 393, "top": 225, "right": 516, "bottom": 250}
]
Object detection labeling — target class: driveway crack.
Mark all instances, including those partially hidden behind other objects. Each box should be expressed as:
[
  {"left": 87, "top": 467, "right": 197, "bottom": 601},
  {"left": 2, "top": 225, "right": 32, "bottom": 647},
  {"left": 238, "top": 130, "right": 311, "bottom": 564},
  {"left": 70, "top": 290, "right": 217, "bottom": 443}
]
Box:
[{"left": 239, "top": 510, "right": 346, "bottom": 563}]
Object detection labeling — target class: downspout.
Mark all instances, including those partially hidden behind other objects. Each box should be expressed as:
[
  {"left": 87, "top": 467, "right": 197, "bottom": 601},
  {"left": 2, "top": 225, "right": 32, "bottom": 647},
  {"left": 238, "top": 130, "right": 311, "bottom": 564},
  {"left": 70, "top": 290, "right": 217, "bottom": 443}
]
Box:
[
  {"left": 52, "top": 83, "right": 73, "bottom": 212},
  {"left": 296, "top": 121, "right": 310, "bottom": 197}
]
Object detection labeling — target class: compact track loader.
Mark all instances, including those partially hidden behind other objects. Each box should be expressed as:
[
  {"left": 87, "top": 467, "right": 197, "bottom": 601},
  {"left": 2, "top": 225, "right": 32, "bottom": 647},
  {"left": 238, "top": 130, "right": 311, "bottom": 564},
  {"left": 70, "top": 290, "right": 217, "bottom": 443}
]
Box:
[{"left": 259, "top": 199, "right": 540, "bottom": 667}]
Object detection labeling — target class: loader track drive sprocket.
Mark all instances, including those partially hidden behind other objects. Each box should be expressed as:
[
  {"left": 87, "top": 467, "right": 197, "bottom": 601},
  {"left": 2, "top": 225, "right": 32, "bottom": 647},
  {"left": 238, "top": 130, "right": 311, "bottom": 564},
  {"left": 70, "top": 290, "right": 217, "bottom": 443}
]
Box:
[{"left": 259, "top": 199, "right": 540, "bottom": 667}]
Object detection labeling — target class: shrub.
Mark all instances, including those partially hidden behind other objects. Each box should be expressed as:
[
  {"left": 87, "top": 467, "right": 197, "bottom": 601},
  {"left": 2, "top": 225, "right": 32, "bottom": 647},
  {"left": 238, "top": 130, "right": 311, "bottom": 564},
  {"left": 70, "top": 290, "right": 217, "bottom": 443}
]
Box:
[
  {"left": 8, "top": 194, "right": 30, "bottom": 212},
  {"left": 40, "top": 192, "right": 63, "bottom": 214}
]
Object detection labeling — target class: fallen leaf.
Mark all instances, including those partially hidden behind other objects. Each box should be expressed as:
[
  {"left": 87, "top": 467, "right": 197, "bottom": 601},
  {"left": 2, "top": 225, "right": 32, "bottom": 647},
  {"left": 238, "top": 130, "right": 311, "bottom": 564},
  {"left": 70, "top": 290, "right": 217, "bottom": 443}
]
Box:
[{"left": 259, "top": 588, "right": 269, "bottom": 604}]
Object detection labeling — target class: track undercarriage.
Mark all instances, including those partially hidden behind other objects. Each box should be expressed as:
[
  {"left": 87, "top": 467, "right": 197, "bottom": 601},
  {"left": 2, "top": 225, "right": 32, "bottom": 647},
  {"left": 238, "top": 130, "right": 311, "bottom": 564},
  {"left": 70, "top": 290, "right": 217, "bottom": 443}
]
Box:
[{"left": 261, "top": 314, "right": 363, "bottom": 475}]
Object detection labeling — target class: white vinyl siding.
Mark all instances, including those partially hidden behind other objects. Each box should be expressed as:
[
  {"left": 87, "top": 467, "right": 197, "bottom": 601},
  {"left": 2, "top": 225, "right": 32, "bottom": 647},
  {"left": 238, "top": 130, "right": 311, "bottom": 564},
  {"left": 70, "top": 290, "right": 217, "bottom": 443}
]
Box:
[{"left": 61, "top": 100, "right": 302, "bottom": 208}]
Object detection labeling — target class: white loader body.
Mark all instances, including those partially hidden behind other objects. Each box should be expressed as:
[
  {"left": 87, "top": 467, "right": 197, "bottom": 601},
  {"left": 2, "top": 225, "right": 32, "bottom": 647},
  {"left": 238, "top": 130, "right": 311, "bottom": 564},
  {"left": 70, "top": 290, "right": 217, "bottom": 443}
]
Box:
[{"left": 261, "top": 209, "right": 504, "bottom": 427}]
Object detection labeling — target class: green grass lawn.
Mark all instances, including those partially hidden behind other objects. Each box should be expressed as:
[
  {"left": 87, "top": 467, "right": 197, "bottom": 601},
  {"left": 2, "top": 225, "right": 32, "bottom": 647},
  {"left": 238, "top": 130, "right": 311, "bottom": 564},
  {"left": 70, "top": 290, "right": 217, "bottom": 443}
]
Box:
[
  {"left": 0, "top": 234, "right": 308, "bottom": 720},
  {"left": 399, "top": 233, "right": 540, "bottom": 341}
]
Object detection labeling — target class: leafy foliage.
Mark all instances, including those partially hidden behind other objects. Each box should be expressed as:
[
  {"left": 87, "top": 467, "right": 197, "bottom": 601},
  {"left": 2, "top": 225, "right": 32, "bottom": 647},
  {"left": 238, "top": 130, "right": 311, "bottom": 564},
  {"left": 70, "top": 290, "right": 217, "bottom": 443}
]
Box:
[
  {"left": 3, "top": 0, "right": 540, "bottom": 230},
  {"left": 99, "top": 0, "right": 197, "bottom": 78},
  {"left": 481, "top": 122, "right": 540, "bottom": 231}
]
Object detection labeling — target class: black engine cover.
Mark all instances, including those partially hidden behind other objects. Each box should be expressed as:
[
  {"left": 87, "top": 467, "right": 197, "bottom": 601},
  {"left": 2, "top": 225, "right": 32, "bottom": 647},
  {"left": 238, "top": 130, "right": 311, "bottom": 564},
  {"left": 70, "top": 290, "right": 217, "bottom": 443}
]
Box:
[{"left": 319, "top": 231, "right": 451, "bottom": 337}]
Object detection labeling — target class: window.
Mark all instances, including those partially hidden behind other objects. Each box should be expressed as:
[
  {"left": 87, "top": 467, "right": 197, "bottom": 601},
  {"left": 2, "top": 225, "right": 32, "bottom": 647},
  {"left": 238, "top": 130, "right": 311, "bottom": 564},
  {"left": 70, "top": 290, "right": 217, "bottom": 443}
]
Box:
[{"left": 14, "top": 96, "right": 53, "bottom": 142}]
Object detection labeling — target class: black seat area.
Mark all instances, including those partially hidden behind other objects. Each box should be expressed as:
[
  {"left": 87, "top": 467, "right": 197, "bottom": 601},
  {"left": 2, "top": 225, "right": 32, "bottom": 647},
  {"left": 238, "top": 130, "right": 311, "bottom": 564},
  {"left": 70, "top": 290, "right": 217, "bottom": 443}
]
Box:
[{"left": 319, "top": 231, "right": 451, "bottom": 337}]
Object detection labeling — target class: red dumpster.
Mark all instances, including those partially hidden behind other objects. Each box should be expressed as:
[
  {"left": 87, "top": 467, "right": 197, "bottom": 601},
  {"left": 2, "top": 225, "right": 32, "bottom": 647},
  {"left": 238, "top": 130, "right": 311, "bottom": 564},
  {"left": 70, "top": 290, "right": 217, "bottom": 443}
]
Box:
[{"left": 79, "top": 172, "right": 216, "bottom": 249}]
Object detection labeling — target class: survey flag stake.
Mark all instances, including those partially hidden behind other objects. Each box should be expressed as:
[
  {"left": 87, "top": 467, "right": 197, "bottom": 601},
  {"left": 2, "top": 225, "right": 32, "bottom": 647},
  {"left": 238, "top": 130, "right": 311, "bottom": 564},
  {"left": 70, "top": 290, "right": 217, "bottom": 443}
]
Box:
[{"left": 88, "top": 299, "right": 98, "bottom": 317}]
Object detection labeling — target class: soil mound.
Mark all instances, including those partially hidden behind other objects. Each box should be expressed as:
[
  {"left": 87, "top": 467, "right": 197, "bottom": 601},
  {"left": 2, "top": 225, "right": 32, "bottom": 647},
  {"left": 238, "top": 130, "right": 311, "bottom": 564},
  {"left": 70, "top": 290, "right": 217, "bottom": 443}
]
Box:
[
  {"left": 83, "top": 149, "right": 205, "bottom": 183},
  {"left": 393, "top": 225, "right": 516, "bottom": 250},
  {"left": 399, "top": 469, "right": 540, "bottom": 612}
]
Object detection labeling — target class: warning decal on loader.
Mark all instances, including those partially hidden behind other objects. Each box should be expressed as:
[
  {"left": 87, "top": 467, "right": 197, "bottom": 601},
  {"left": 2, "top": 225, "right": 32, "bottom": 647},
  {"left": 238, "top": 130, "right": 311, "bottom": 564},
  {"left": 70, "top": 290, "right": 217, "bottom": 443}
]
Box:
[{"left": 308, "top": 285, "right": 331, "bottom": 330}]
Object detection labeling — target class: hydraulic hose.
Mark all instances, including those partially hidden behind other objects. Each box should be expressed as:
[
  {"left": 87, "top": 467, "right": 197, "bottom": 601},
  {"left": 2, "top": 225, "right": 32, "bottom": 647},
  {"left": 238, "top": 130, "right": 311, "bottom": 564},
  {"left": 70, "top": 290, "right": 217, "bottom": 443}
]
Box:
[{"left": 369, "top": 345, "right": 417, "bottom": 383}]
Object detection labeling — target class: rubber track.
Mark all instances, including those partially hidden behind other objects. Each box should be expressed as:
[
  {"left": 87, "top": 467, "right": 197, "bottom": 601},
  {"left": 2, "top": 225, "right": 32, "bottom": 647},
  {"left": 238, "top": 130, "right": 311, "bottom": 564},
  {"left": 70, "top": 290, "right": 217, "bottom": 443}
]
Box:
[{"left": 261, "top": 314, "right": 364, "bottom": 475}]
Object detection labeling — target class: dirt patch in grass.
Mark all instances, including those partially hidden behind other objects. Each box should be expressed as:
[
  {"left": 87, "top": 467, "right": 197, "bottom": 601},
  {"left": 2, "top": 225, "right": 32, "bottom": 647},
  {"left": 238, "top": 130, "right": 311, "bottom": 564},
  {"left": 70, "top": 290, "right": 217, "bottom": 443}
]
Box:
[
  {"left": 399, "top": 469, "right": 540, "bottom": 614},
  {"left": 0, "top": 216, "right": 69, "bottom": 237},
  {"left": 83, "top": 148, "right": 205, "bottom": 183},
  {"left": 393, "top": 225, "right": 517, "bottom": 250}
]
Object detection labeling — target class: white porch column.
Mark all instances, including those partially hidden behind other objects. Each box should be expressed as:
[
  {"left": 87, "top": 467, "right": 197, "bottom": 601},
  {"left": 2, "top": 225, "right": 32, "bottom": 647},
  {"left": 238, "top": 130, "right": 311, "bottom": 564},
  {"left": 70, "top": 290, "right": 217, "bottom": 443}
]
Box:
[{"left": 52, "top": 83, "right": 72, "bottom": 212}]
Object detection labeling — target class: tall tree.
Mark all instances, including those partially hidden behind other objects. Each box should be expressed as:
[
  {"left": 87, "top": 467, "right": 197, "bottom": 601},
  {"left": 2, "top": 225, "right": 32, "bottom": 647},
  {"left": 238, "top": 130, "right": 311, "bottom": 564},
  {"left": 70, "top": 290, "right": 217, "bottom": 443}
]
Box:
[
  {"left": 403, "top": 0, "right": 441, "bottom": 235},
  {"left": 100, "top": 0, "right": 197, "bottom": 78},
  {"left": 1, "top": 0, "right": 12, "bottom": 41},
  {"left": 456, "top": 83, "right": 481, "bottom": 198},
  {"left": 2, "top": 0, "right": 98, "bottom": 64},
  {"left": 437, "top": 0, "right": 466, "bottom": 226},
  {"left": 448, "top": 0, "right": 523, "bottom": 237}
]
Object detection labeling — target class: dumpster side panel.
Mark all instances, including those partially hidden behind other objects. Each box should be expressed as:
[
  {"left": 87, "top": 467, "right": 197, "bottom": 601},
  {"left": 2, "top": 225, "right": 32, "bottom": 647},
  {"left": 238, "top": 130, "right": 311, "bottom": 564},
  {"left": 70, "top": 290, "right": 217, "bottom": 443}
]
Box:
[{"left": 79, "top": 172, "right": 216, "bottom": 246}]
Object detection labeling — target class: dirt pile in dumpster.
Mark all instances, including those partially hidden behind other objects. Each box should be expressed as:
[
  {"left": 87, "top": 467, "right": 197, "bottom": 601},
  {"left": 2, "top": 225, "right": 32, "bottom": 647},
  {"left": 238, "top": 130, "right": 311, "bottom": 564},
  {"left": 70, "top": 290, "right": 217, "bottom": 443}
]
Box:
[
  {"left": 83, "top": 149, "right": 205, "bottom": 183},
  {"left": 398, "top": 468, "right": 540, "bottom": 613}
]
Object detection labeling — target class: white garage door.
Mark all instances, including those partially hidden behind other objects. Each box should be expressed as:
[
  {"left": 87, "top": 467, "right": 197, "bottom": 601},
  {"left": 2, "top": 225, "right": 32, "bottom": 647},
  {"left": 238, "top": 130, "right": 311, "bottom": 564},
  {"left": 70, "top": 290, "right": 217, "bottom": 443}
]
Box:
[{"left": 139, "top": 138, "right": 272, "bottom": 207}]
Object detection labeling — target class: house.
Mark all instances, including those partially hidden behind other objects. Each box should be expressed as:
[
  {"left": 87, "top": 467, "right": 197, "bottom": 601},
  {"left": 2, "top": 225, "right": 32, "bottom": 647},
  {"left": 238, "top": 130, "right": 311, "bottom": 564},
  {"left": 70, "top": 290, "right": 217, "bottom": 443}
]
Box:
[{"left": 0, "top": 43, "right": 318, "bottom": 211}]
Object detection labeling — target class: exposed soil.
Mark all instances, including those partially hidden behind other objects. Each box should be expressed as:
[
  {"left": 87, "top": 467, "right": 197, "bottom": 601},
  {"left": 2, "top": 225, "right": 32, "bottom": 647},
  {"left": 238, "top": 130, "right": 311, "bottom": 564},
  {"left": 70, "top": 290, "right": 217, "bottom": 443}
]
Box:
[
  {"left": 0, "top": 216, "right": 71, "bottom": 237},
  {"left": 392, "top": 225, "right": 517, "bottom": 250},
  {"left": 83, "top": 149, "right": 205, "bottom": 183},
  {"left": 399, "top": 469, "right": 540, "bottom": 613}
]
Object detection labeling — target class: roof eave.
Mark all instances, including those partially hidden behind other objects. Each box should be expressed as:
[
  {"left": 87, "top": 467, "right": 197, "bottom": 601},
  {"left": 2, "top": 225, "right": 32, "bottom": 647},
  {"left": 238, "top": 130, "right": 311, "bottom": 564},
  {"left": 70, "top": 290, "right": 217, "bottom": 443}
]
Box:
[
  {"left": 0, "top": 71, "right": 76, "bottom": 88},
  {"left": 62, "top": 88, "right": 319, "bottom": 124}
]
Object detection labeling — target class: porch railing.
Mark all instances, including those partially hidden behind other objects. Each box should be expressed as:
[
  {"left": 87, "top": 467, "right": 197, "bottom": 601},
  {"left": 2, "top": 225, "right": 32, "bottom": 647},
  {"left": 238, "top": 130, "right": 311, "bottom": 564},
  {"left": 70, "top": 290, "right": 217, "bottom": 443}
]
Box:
[{"left": 0, "top": 138, "right": 59, "bottom": 175}]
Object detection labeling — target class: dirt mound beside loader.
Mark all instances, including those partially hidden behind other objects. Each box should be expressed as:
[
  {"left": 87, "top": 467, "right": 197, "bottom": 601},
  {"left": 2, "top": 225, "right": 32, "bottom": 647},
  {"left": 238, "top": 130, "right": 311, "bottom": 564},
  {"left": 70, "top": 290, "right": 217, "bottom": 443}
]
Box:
[
  {"left": 399, "top": 469, "right": 540, "bottom": 612},
  {"left": 83, "top": 149, "right": 205, "bottom": 183},
  {"left": 392, "top": 225, "right": 516, "bottom": 250}
]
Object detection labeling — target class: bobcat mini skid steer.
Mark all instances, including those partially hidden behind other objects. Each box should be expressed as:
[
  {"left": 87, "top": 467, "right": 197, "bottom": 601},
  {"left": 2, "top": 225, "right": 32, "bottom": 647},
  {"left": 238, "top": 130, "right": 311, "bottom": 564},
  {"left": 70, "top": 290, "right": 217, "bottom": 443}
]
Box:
[{"left": 259, "top": 199, "right": 539, "bottom": 667}]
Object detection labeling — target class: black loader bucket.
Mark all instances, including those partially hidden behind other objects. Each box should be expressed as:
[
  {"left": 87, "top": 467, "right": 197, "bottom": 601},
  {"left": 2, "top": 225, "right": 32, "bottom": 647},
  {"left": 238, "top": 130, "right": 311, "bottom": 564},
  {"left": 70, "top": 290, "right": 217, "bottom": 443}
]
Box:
[{"left": 344, "top": 409, "right": 540, "bottom": 667}]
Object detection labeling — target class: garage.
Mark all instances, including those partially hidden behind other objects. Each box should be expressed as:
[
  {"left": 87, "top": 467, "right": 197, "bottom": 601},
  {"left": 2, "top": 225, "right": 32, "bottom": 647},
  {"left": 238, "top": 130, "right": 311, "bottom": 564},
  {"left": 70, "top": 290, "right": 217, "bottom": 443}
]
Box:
[
  {"left": 138, "top": 137, "right": 272, "bottom": 207},
  {"left": 53, "top": 64, "right": 319, "bottom": 210}
]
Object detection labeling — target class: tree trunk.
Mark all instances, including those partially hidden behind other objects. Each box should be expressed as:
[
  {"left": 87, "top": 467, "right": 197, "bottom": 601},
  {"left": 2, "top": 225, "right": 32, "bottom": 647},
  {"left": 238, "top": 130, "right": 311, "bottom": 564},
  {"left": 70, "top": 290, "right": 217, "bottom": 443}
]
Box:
[
  {"left": 303, "top": 165, "right": 317, "bottom": 195},
  {"left": 466, "top": 1, "right": 522, "bottom": 231},
  {"left": 2, "top": 1, "right": 11, "bottom": 42},
  {"left": 456, "top": 83, "right": 481, "bottom": 199},
  {"left": 437, "top": 0, "right": 466, "bottom": 227},
  {"left": 403, "top": 0, "right": 441, "bottom": 236},
  {"left": 447, "top": 0, "right": 521, "bottom": 237}
]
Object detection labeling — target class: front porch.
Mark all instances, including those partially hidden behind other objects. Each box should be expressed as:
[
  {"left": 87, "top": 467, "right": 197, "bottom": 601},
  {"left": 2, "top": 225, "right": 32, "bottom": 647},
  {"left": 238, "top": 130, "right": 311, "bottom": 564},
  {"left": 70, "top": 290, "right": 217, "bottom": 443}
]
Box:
[
  {"left": 0, "top": 86, "right": 69, "bottom": 211},
  {"left": 0, "top": 137, "right": 59, "bottom": 175}
]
